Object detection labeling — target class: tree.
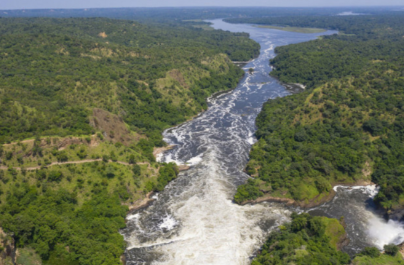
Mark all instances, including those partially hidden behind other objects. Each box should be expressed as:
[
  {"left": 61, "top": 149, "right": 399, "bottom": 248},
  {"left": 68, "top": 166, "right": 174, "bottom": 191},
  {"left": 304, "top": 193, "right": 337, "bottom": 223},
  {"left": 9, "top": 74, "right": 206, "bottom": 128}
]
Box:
[
  {"left": 5, "top": 151, "right": 13, "bottom": 160},
  {"left": 57, "top": 151, "right": 68, "bottom": 162},
  {"left": 360, "top": 247, "right": 380, "bottom": 258},
  {"left": 48, "top": 171, "right": 63, "bottom": 182},
  {"left": 128, "top": 154, "right": 136, "bottom": 164},
  {"left": 384, "top": 244, "right": 399, "bottom": 256},
  {"left": 106, "top": 165, "right": 115, "bottom": 178},
  {"left": 76, "top": 147, "right": 87, "bottom": 159},
  {"left": 110, "top": 151, "right": 117, "bottom": 162},
  {"left": 132, "top": 164, "right": 141, "bottom": 177}
]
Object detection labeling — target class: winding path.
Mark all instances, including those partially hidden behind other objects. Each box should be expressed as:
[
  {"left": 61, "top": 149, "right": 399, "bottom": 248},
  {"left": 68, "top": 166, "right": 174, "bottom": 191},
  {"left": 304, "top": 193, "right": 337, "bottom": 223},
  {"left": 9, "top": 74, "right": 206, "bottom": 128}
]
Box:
[{"left": 0, "top": 159, "right": 150, "bottom": 171}]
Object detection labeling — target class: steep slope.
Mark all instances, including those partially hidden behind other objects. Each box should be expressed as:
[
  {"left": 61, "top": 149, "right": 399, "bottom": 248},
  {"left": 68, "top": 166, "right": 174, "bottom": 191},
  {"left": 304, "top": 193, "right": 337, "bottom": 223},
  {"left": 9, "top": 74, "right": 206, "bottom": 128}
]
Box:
[
  {"left": 233, "top": 14, "right": 404, "bottom": 218},
  {"left": 0, "top": 17, "right": 259, "bottom": 264},
  {"left": 252, "top": 213, "right": 403, "bottom": 265}
]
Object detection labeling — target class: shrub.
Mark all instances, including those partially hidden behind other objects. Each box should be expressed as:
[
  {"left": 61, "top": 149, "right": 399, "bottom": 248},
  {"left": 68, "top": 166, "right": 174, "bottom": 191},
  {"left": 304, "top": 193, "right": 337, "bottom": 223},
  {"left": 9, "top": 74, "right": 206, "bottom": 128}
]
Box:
[
  {"left": 106, "top": 165, "right": 115, "bottom": 178},
  {"left": 360, "top": 247, "right": 380, "bottom": 258},
  {"left": 128, "top": 154, "right": 136, "bottom": 164},
  {"left": 132, "top": 164, "right": 141, "bottom": 176},
  {"left": 76, "top": 147, "right": 87, "bottom": 159},
  {"left": 384, "top": 244, "right": 399, "bottom": 256},
  {"left": 48, "top": 171, "right": 63, "bottom": 182},
  {"left": 57, "top": 151, "right": 68, "bottom": 162}
]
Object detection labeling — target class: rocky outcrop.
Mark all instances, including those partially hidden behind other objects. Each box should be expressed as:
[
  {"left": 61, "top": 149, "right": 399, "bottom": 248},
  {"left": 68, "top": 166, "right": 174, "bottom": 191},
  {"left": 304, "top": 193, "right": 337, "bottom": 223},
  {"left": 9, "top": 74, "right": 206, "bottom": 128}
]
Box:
[{"left": 387, "top": 209, "right": 404, "bottom": 222}]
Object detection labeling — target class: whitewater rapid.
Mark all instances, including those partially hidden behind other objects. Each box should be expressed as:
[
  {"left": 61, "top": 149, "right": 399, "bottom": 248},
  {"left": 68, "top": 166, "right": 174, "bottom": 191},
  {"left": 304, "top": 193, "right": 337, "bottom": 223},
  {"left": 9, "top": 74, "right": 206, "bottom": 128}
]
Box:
[
  {"left": 121, "top": 19, "right": 404, "bottom": 264},
  {"left": 310, "top": 185, "right": 404, "bottom": 255}
]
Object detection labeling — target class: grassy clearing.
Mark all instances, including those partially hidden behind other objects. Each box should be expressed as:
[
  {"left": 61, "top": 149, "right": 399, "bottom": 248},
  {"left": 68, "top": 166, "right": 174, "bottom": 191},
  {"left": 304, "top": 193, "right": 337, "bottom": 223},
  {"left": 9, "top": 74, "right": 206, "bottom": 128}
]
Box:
[
  {"left": 352, "top": 253, "right": 404, "bottom": 264},
  {"left": 0, "top": 135, "right": 146, "bottom": 169},
  {"left": 323, "top": 218, "right": 346, "bottom": 248},
  {"left": 0, "top": 158, "right": 158, "bottom": 206},
  {"left": 16, "top": 248, "right": 42, "bottom": 265}
]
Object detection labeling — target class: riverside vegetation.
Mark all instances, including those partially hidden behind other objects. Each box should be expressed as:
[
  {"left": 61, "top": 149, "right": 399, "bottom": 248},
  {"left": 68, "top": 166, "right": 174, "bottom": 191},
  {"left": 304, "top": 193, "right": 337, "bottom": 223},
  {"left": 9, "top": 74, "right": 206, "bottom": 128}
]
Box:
[
  {"left": 230, "top": 12, "right": 404, "bottom": 264},
  {"left": 0, "top": 17, "right": 259, "bottom": 264},
  {"left": 251, "top": 213, "right": 404, "bottom": 265},
  {"left": 231, "top": 14, "right": 404, "bottom": 219}
]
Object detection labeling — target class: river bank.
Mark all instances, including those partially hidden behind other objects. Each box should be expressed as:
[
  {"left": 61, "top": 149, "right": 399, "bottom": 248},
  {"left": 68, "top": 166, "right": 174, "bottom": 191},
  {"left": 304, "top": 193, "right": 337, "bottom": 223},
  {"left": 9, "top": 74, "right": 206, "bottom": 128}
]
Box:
[
  {"left": 240, "top": 180, "right": 375, "bottom": 209},
  {"left": 121, "top": 19, "right": 341, "bottom": 264}
]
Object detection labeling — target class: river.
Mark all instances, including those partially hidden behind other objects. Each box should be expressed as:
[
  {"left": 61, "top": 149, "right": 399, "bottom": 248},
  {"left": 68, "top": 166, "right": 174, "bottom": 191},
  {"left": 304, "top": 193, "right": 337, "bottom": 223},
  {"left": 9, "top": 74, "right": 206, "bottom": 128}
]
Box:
[{"left": 121, "top": 19, "right": 404, "bottom": 264}]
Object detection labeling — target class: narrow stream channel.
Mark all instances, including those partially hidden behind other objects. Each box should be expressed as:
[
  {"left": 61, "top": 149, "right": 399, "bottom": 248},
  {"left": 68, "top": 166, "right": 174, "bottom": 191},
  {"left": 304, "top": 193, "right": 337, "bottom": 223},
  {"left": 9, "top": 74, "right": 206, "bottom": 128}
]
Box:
[{"left": 121, "top": 19, "right": 404, "bottom": 264}]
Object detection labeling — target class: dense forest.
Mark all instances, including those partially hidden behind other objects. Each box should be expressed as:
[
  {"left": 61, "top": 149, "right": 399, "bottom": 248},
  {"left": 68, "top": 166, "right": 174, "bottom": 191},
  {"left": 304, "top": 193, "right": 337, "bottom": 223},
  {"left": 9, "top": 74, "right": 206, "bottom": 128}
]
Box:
[
  {"left": 0, "top": 17, "right": 259, "bottom": 145},
  {"left": 0, "top": 7, "right": 396, "bottom": 22},
  {"left": 1, "top": 6, "right": 404, "bottom": 265},
  {"left": 252, "top": 213, "right": 403, "bottom": 265},
  {"left": 232, "top": 13, "right": 404, "bottom": 219},
  {"left": 0, "top": 17, "right": 259, "bottom": 264}
]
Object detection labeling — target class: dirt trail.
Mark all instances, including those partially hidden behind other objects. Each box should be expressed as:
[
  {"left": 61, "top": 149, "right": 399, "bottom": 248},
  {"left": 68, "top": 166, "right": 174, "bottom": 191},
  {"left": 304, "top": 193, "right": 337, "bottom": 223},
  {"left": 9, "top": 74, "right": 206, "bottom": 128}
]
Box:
[{"left": 0, "top": 159, "right": 150, "bottom": 171}]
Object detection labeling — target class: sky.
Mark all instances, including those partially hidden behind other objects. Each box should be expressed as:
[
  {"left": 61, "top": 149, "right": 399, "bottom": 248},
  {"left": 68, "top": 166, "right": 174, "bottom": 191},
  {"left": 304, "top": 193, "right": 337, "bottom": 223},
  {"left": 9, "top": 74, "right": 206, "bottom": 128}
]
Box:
[{"left": 1, "top": 0, "right": 403, "bottom": 10}]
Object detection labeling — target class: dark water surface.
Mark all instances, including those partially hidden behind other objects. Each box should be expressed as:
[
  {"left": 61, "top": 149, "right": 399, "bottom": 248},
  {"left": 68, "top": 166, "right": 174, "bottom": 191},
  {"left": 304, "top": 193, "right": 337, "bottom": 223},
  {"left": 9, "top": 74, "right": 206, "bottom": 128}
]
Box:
[{"left": 121, "top": 20, "right": 403, "bottom": 264}]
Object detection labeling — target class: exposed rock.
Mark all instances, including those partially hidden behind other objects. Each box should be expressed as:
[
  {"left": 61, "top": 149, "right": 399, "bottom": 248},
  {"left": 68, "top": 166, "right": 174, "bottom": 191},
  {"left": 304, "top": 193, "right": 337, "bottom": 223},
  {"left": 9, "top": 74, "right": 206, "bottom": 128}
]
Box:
[
  {"left": 388, "top": 209, "right": 404, "bottom": 222},
  {"left": 336, "top": 231, "right": 350, "bottom": 251},
  {"left": 178, "top": 165, "right": 190, "bottom": 171},
  {"left": 153, "top": 145, "right": 175, "bottom": 161},
  {"left": 126, "top": 192, "right": 155, "bottom": 214},
  {"left": 0, "top": 228, "right": 16, "bottom": 265}
]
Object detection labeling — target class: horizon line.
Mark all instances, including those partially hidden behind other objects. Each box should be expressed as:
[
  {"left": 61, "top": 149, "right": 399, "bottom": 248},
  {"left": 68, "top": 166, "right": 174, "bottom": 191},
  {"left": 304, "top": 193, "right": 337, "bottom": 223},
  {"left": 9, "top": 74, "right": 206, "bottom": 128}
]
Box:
[{"left": 1, "top": 5, "right": 404, "bottom": 11}]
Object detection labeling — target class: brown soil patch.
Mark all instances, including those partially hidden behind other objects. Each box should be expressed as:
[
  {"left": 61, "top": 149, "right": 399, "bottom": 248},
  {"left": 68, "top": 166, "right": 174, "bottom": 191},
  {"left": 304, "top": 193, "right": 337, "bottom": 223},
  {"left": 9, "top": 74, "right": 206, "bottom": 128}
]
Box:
[
  {"left": 3, "top": 139, "right": 34, "bottom": 147},
  {"left": 58, "top": 137, "right": 84, "bottom": 150},
  {"left": 98, "top": 32, "right": 108, "bottom": 38},
  {"left": 362, "top": 161, "right": 372, "bottom": 178},
  {"left": 168, "top": 69, "right": 188, "bottom": 88},
  {"left": 90, "top": 108, "right": 138, "bottom": 146},
  {"left": 81, "top": 53, "right": 102, "bottom": 60}
]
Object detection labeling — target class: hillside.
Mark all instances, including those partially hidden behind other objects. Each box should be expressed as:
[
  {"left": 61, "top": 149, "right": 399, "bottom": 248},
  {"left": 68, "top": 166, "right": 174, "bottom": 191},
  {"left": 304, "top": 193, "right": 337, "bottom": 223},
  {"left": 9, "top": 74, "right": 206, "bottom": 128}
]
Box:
[
  {"left": 233, "top": 14, "right": 404, "bottom": 218},
  {"left": 0, "top": 18, "right": 260, "bottom": 145},
  {"left": 0, "top": 17, "right": 259, "bottom": 264},
  {"left": 252, "top": 213, "right": 403, "bottom": 265}
]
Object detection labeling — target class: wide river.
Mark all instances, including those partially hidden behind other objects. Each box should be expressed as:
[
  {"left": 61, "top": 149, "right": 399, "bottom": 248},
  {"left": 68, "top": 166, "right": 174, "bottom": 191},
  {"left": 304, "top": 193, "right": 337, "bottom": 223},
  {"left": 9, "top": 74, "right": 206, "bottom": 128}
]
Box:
[{"left": 121, "top": 19, "right": 404, "bottom": 264}]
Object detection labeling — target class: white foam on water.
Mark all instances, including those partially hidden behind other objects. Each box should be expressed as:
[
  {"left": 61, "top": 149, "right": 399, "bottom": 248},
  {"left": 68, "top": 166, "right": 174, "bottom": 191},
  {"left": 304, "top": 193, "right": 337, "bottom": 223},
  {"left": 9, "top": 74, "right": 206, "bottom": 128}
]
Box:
[
  {"left": 332, "top": 185, "right": 404, "bottom": 250},
  {"left": 122, "top": 19, "right": 340, "bottom": 265},
  {"left": 159, "top": 215, "right": 178, "bottom": 231},
  {"left": 164, "top": 152, "right": 184, "bottom": 165},
  {"left": 186, "top": 153, "right": 204, "bottom": 166},
  {"left": 367, "top": 217, "right": 404, "bottom": 249},
  {"left": 148, "top": 157, "right": 290, "bottom": 265},
  {"left": 333, "top": 185, "right": 379, "bottom": 198},
  {"left": 247, "top": 137, "right": 255, "bottom": 145},
  {"left": 126, "top": 213, "right": 140, "bottom": 221},
  {"left": 156, "top": 152, "right": 164, "bottom": 163}
]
